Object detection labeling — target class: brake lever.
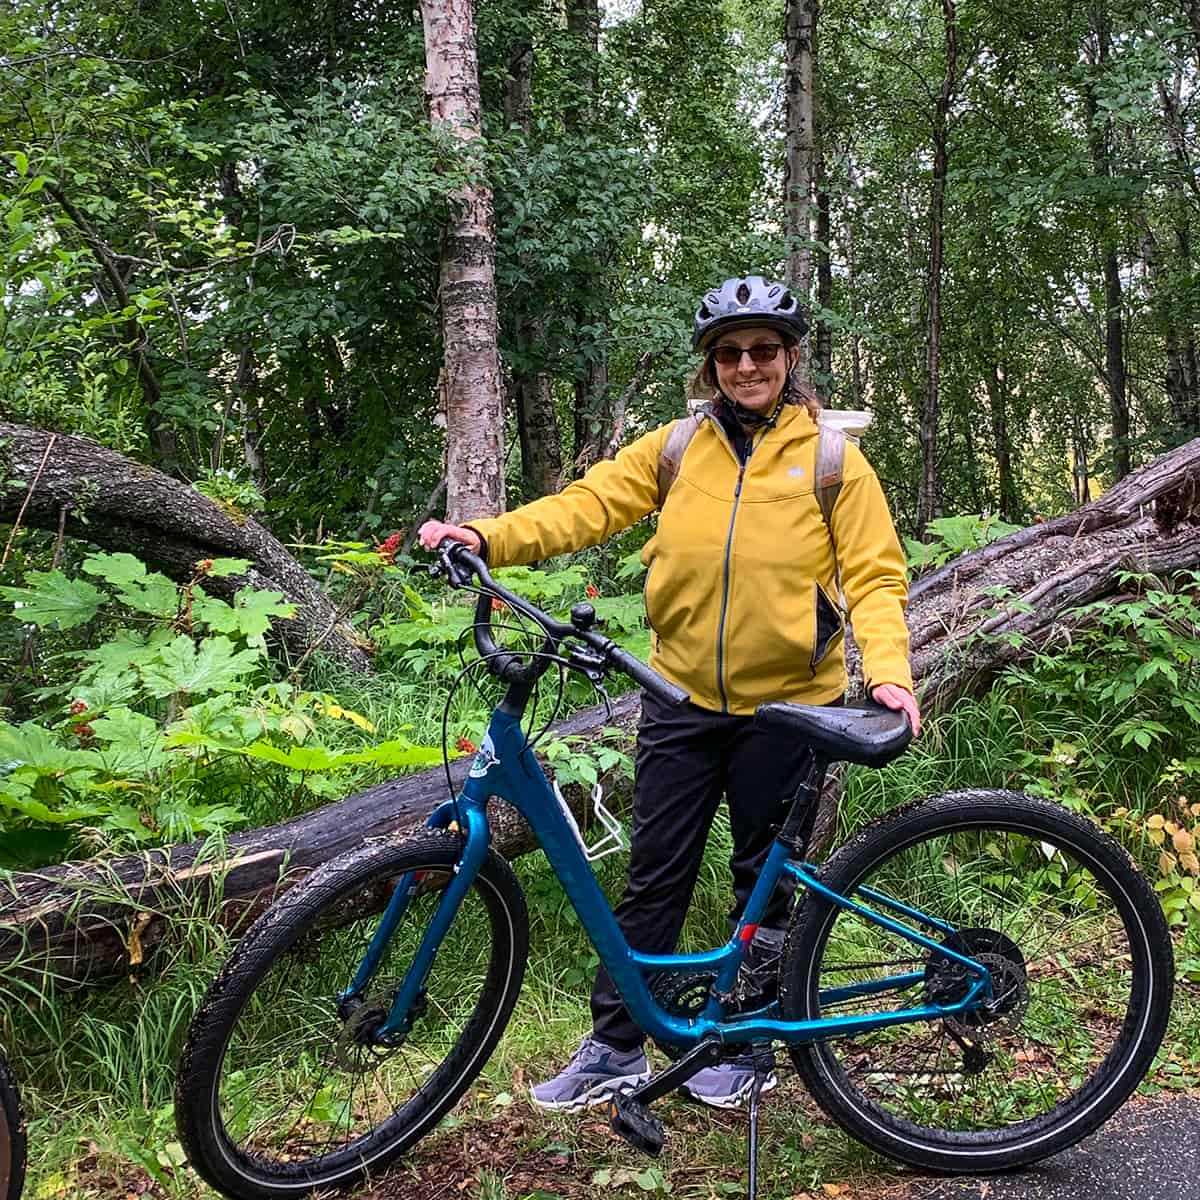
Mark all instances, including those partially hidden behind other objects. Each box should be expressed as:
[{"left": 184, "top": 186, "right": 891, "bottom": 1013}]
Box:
[{"left": 433, "top": 540, "right": 474, "bottom": 588}]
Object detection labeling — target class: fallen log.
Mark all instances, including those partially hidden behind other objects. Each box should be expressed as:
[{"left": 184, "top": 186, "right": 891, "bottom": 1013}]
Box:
[
  {"left": 6, "top": 436, "right": 1200, "bottom": 989},
  {"left": 0, "top": 694, "right": 641, "bottom": 988},
  {"left": 0, "top": 421, "right": 371, "bottom": 673}
]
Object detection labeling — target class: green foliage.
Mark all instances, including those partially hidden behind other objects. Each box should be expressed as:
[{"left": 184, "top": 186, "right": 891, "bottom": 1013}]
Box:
[
  {"left": 192, "top": 470, "right": 267, "bottom": 515},
  {"left": 1003, "top": 572, "right": 1200, "bottom": 939},
  {"left": 0, "top": 552, "right": 443, "bottom": 863},
  {"left": 905, "top": 514, "right": 1023, "bottom": 573}
]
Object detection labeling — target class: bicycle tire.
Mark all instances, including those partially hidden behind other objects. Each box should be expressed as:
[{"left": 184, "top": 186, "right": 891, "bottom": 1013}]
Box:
[
  {"left": 782, "top": 790, "right": 1172, "bottom": 1173},
  {"left": 0, "top": 1053, "right": 26, "bottom": 1200},
  {"left": 176, "top": 831, "right": 529, "bottom": 1200}
]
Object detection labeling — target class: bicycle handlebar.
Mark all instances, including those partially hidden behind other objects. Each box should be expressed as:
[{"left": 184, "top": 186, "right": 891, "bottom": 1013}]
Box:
[{"left": 435, "top": 541, "right": 689, "bottom": 708}]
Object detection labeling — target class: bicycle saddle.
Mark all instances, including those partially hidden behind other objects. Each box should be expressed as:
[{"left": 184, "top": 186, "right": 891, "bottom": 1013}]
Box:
[{"left": 753, "top": 700, "right": 912, "bottom": 768}]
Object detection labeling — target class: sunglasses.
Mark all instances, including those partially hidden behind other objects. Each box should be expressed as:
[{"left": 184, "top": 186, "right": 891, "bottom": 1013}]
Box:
[{"left": 710, "top": 342, "right": 785, "bottom": 366}]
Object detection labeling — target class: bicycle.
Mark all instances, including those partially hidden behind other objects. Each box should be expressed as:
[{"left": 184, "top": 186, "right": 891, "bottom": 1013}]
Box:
[
  {"left": 0, "top": 1052, "right": 26, "bottom": 1200},
  {"left": 175, "top": 542, "right": 1174, "bottom": 1200}
]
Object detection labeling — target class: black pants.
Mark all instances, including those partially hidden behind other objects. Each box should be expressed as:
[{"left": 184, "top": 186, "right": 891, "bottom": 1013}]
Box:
[{"left": 589, "top": 690, "right": 831, "bottom": 1050}]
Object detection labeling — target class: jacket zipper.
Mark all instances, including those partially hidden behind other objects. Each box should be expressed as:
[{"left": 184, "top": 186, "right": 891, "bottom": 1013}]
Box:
[{"left": 714, "top": 428, "right": 759, "bottom": 713}]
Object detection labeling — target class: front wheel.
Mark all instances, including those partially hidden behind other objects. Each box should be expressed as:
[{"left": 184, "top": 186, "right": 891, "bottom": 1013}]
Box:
[
  {"left": 176, "top": 831, "right": 529, "bottom": 1200},
  {"left": 0, "top": 1054, "right": 26, "bottom": 1200},
  {"left": 782, "top": 791, "right": 1172, "bottom": 1173}
]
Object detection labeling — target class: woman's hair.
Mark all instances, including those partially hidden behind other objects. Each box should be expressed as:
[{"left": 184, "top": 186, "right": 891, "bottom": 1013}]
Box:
[{"left": 689, "top": 342, "right": 823, "bottom": 420}]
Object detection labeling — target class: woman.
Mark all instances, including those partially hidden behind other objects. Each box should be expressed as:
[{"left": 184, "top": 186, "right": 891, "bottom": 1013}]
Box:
[{"left": 419, "top": 275, "right": 920, "bottom": 1110}]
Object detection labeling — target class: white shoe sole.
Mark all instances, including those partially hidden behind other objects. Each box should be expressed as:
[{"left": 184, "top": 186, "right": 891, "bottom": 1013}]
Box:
[
  {"left": 682, "top": 1071, "right": 777, "bottom": 1110},
  {"left": 529, "top": 1071, "right": 651, "bottom": 1112}
]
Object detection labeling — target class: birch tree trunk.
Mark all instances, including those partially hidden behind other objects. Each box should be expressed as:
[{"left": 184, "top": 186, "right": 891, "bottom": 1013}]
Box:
[
  {"left": 783, "top": 0, "right": 816, "bottom": 383},
  {"left": 917, "top": 0, "right": 957, "bottom": 535},
  {"left": 420, "top": 0, "right": 505, "bottom": 522}
]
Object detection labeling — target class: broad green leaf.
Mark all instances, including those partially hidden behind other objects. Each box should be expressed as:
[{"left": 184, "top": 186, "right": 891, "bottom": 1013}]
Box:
[
  {"left": 208, "top": 558, "right": 251, "bottom": 577},
  {"left": 140, "top": 636, "right": 262, "bottom": 697},
  {"left": 195, "top": 588, "right": 294, "bottom": 645},
  {"left": 0, "top": 721, "right": 101, "bottom": 778},
  {"left": 118, "top": 573, "right": 180, "bottom": 618},
  {"left": 83, "top": 554, "right": 179, "bottom": 616},
  {"left": 91, "top": 708, "right": 169, "bottom": 775},
  {"left": 100, "top": 804, "right": 160, "bottom": 842},
  {"left": 0, "top": 571, "right": 105, "bottom": 629},
  {"left": 82, "top": 552, "right": 150, "bottom": 589},
  {"left": 79, "top": 628, "right": 176, "bottom": 676},
  {"left": 0, "top": 787, "right": 105, "bottom": 824},
  {"left": 236, "top": 741, "right": 345, "bottom": 771}
]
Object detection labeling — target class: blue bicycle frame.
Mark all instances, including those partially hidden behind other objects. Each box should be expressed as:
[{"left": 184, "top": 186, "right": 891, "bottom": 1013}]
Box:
[{"left": 343, "top": 706, "right": 992, "bottom": 1050}]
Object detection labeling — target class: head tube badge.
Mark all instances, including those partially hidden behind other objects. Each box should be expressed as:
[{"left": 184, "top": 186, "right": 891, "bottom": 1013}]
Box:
[{"left": 468, "top": 734, "right": 499, "bottom": 778}]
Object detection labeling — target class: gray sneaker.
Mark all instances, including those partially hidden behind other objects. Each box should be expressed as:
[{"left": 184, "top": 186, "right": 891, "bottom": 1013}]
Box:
[
  {"left": 530, "top": 1036, "right": 650, "bottom": 1111},
  {"left": 681, "top": 1059, "right": 777, "bottom": 1110}
]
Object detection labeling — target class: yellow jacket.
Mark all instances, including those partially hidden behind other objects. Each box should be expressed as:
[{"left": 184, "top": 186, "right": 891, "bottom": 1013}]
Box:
[{"left": 467, "top": 403, "right": 913, "bottom": 715}]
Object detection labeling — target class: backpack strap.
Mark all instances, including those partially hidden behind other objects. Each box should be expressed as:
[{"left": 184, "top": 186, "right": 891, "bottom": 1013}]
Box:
[
  {"left": 814, "top": 424, "right": 847, "bottom": 598},
  {"left": 657, "top": 413, "right": 703, "bottom": 506}
]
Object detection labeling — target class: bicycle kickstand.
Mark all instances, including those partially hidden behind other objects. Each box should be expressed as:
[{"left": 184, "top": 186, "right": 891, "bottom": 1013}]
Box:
[{"left": 745, "top": 1047, "right": 776, "bottom": 1200}]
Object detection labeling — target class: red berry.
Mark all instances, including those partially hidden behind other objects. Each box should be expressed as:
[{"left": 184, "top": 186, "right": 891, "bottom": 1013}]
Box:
[
  {"left": 455, "top": 736, "right": 477, "bottom": 754},
  {"left": 491, "top": 597, "right": 505, "bottom": 612},
  {"left": 196, "top": 559, "right": 215, "bottom": 573},
  {"left": 376, "top": 532, "right": 403, "bottom": 564},
  {"left": 585, "top": 584, "right": 599, "bottom": 599},
  {"left": 69, "top": 699, "right": 88, "bottom": 716}
]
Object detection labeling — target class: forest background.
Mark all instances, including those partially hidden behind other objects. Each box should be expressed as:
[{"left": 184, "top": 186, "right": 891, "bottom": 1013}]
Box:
[{"left": 2, "top": 0, "right": 1200, "bottom": 1198}]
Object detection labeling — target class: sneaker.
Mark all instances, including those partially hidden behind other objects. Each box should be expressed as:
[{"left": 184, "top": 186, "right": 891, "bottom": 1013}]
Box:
[
  {"left": 680, "top": 1059, "right": 777, "bottom": 1110},
  {"left": 530, "top": 1036, "right": 650, "bottom": 1111}
]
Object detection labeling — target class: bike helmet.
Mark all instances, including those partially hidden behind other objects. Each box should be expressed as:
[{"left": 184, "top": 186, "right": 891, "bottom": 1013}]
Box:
[{"left": 692, "top": 275, "right": 809, "bottom": 351}]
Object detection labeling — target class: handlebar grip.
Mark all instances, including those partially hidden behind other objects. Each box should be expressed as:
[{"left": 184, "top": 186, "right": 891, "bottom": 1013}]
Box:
[{"left": 607, "top": 646, "right": 690, "bottom": 707}]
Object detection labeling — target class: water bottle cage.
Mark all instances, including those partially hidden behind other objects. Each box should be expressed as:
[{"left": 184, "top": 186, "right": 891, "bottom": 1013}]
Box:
[{"left": 551, "top": 779, "right": 626, "bottom": 862}]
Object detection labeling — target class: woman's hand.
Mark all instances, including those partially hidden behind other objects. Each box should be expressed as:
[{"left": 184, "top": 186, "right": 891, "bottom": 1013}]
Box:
[
  {"left": 871, "top": 683, "right": 921, "bottom": 737},
  {"left": 418, "top": 520, "right": 482, "bottom": 554}
]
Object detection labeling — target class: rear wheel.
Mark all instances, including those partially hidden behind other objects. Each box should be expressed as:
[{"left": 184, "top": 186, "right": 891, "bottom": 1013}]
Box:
[
  {"left": 783, "top": 791, "right": 1172, "bottom": 1173},
  {"left": 176, "top": 832, "right": 528, "bottom": 1200},
  {"left": 0, "top": 1053, "right": 25, "bottom": 1200}
]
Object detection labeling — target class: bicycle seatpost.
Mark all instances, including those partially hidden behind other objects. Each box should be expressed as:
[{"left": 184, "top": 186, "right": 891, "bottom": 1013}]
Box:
[{"left": 776, "top": 753, "right": 829, "bottom": 855}]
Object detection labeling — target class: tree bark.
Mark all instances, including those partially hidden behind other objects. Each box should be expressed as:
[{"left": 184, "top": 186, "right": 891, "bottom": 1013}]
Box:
[
  {"left": 905, "top": 434, "right": 1200, "bottom": 705},
  {"left": 565, "top": 0, "right": 612, "bottom": 475},
  {"left": 917, "top": 0, "right": 957, "bottom": 536},
  {"left": 813, "top": 147, "right": 833, "bottom": 399},
  {"left": 504, "top": 36, "right": 563, "bottom": 501},
  {"left": 1084, "top": 7, "right": 1131, "bottom": 480},
  {"left": 420, "top": 0, "right": 505, "bottom": 523},
  {"left": 984, "top": 360, "right": 1019, "bottom": 521},
  {"left": 0, "top": 422, "right": 371, "bottom": 672},
  {"left": 783, "top": 0, "right": 817, "bottom": 384}
]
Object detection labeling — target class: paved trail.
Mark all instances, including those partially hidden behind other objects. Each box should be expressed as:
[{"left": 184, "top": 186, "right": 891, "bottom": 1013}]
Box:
[{"left": 903, "top": 1094, "right": 1200, "bottom": 1200}]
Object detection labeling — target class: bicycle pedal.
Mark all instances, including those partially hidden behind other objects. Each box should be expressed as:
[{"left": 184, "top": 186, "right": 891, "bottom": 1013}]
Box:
[{"left": 607, "top": 1094, "right": 665, "bottom": 1157}]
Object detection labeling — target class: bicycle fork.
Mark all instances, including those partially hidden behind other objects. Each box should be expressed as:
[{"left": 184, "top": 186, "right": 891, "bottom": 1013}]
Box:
[{"left": 338, "top": 800, "right": 490, "bottom": 1043}]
